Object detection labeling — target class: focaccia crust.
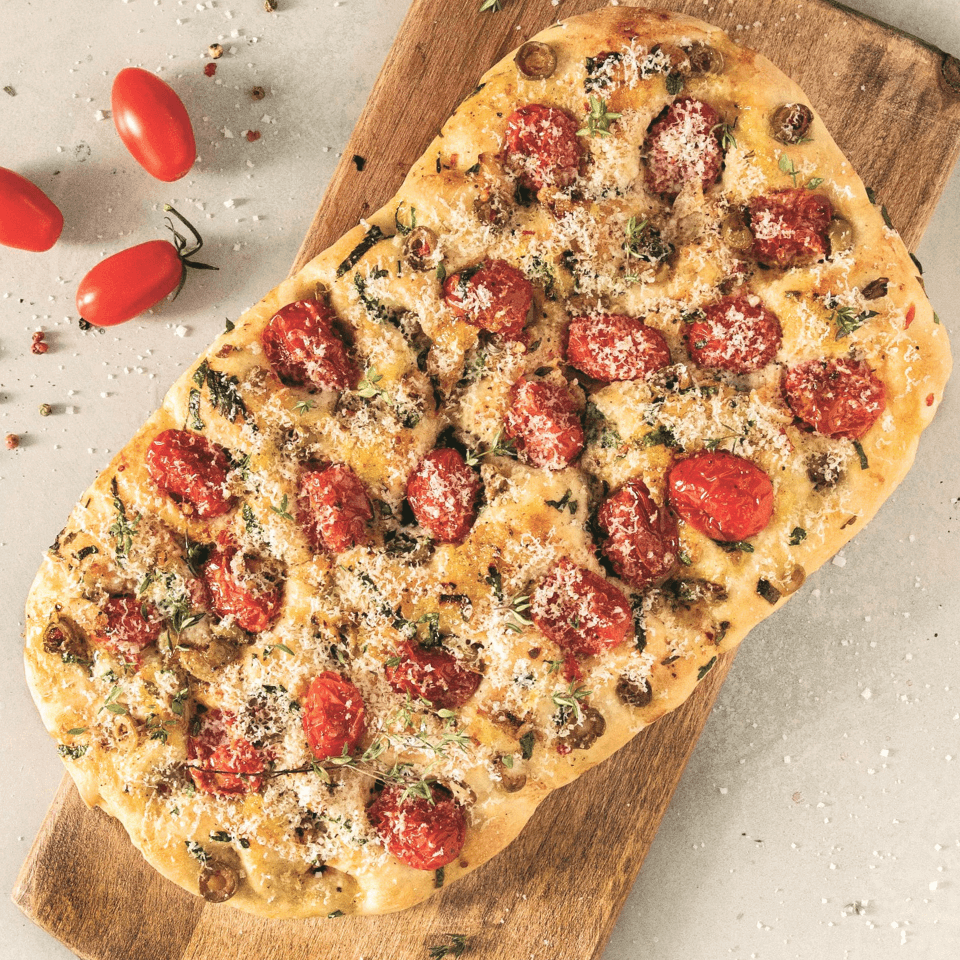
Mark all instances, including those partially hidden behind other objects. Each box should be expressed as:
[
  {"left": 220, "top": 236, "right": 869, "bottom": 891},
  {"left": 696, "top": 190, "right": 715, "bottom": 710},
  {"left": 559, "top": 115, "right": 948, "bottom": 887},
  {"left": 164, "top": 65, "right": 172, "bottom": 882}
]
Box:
[{"left": 24, "top": 7, "right": 950, "bottom": 918}]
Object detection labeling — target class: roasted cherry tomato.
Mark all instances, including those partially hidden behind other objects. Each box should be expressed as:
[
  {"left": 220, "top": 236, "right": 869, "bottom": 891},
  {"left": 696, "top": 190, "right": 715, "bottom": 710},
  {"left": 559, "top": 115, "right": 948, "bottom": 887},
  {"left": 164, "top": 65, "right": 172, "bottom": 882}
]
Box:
[
  {"left": 298, "top": 462, "right": 372, "bottom": 553},
  {"left": 76, "top": 206, "right": 216, "bottom": 327},
  {"left": 0, "top": 167, "right": 63, "bottom": 252},
  {"left": 749, "top": 188, "right": 833, "bottom": 267},
  {"left": 685, "top": 294, "right": 783, "bottom": 372},
  {"left": 504, "top": 376, "right": 584, "bottom": 471},
  {"left": 93, "top": 595, "right": 162, "bottom": 666},
  {"left": 385, "top": 641, "right": 481, "bottom": 710},
  {"left": 668, "top": 450, "right": 774, "bottom": 542},
  {"left": 566, "top": 313, "right": 672, "bottom": 382},
  {"left": 112, "top": 67, "right": 196, "bottom": 181},
  {"left": 530, "top": 558, "right": 632, "bottom": 658},
  {"left": 202, "top": 543, "right": 282, "bottom": 633},
  {"left": 443, "top": 259, "right": 533, "bottom": 341},
  {"left": 368, "top": 782, "right": 467, "bottom": 871},
  {"left": 301, "top": 672, "right": 367, "bottom": 762},
  {"left": 782, "top": 357, "right": 886, "bottom": 439},
  {"left": 597, "top": 478, "right": 679, "bottom": 589},
  {"left": 502, "top": 103, "right": 583, "bottom": 191},
  {"left": 188, "top": 709, "right": 264, "bottom": 796},
  {"left": 406, "top": 448, "right": 481, "bottom": 544},
  {"left": 261, "top": 299, "right": 359, "bottom": 391},
  {"left": 645, "top": 96, "right": 723, "bottom": 197},
  {"left": 145, "top": 428, "right": 236, "bottom": 519}
]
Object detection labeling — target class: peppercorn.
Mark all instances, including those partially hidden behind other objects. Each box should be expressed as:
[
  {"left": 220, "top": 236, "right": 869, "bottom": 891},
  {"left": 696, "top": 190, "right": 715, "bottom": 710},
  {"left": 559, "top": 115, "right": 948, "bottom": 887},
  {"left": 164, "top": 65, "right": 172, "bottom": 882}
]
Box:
[
  {"left": 208, "top": 43, "right": 224, "bottom": 59},
  {"left": 251, "top": 86, "right": 266, "bottom": 101},
  {"left": 264, "top": 0, "right": 278, "bottom": 11},
  {"left": 5, "top": 433, "right": 20, "bottom": 449}
]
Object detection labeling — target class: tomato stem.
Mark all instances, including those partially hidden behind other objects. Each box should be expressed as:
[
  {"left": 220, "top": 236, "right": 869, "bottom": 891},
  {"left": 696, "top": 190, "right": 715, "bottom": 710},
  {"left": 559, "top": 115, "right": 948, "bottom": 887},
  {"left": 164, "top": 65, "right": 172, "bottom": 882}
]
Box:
[{"left": 163, "top": 204, "right": 218, "bottom": 301}]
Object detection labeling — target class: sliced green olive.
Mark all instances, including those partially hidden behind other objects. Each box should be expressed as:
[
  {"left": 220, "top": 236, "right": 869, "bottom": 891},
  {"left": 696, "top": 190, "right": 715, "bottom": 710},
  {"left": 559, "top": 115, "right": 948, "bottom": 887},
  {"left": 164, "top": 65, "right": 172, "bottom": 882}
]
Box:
[
  {"left": 616, "top": 675, "right": 653, "bottom": 709},
  {"left": 198, "top": 861, "right": 239, "bottom": 903},
  {"left": 771, "top": 103, "right": 814, "bottom": 144},
  {"left": 861, "top": 277, "right": 889, "bottom": 300},
  {"left": 828, "top": 216, "right": 854, "bottom": 253},
  {"left": 402, "top": 226, "right": 440, "bottom": 271},
  {"left": 498, "top": 767, "right": 527, "bottom": 793},
  {"left": 685, "top": 42, "right": 725, "bottom": 75},
  {"left": 179, "top": 638, "right": 239, "bottom": 683},
  {"left": 42, "top": 615, "right": 88, "bottom": 661},
  {"left": 566, "top": 706, "right": 606, "bottom": 751},
  {"left": 514, "top": 41, "right": 556, "bottom": 80},
  {"left": 772, "top": 564, "right": 806, "bottom": 597},
  {"left": 720, "top": 208, "right": 754, "bottom": 251}
]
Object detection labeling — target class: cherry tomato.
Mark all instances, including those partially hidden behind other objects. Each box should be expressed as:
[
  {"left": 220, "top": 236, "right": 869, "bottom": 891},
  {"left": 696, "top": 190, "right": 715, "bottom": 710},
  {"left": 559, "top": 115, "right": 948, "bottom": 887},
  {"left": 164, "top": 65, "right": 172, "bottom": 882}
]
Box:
[
  {"left": 668, "top": 450, "right": 774, "bottom": 542},
  {"left": 298, "top": 462, "right": 372, "bottom": 553},
  {"left": 406, "top": 448, "right": 481, "bottom": 544},
  {"left": 530, "top": 558, "right": 632, "bottom": 658},
  {"left": 645, "top": 97, "right": 723, "bottom": 197},
  {"left": 385, "top": 641, "right": 481, "bottom": 710},
  {"left": 685, "top": 294, "right": 783, "bottom": 373},
  {"left": 145, "top": 428, "right": 236, "bottom": 519},
  {"left": 202, "top": 543, "right": 282, "bottom": 633},
  {"left": 261, "top": 299, "right": 359, "bottom": 391},
  {"left": 301, "top": 672, "right": 367, "bottom": 762},
  {"left": 112, "top": 67, "right": 196, "bottom": 182},
  {"left": 566, "top": 313, "right": 672, "bottom": 382},
  {"left": 76, "top": 207, "right": 216, "bottom": 327},
  {"left": 502, "top": 104, "right": 583, "bottom": 191},
  {"left": 749, "top": 188, "right": 833, "bottom": 267},
  {"left": 93, "top": 595, "right": 162, "bottom": 666},
  {"left": 0, "top": 167, "right": 63, "bottom": 252},
  {"left": 443, "top": 260, "right": 533, "bottom": 341},
  {"left": 782, "top": 357, "right": 886, "bottom": 439},
  {"left": 504, "top": 377, "right": 584, "bottom": 471},
  {"left": 597, "top": 478, "right": 679, "bottom": 589},
  {"left": 368, "top": 783, "right": 467, "bottom": 871},
  {"left": 188, "top": 709, "right": 264, "bottom": 796}
]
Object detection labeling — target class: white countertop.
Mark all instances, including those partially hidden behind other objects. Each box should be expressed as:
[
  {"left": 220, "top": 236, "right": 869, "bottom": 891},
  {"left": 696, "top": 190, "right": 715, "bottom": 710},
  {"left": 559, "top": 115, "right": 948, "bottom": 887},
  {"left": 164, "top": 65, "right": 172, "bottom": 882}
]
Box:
[{"left": 1, "top": 2, "right": 957, "bottom": 958}]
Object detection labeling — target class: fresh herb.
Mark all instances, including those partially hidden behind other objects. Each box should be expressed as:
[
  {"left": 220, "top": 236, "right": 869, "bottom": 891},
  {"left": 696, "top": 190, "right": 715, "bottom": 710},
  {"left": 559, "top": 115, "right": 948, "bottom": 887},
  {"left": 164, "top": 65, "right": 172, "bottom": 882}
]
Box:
[
  {"left": 357, "top": 366, "right": 387, "bottom": 400},
  {"left": 100, "top": 684, "right": 128, "bottom": 716},
  {"left": 293, "top": 398, "right": 316, "bottom": 415},
  {"left": 145, "top": 713, "right": 177, "bottom": 742},
  {"left": 434, "top": 866, "right": 445, "bottom": 888},
  {"left": 58, "top": 744, "right": 88, "bottom": 760},
  {"left": 546, "top": 659, "right": 564, "bottom": 674},
  {"left": 526, "top": 256, "right": 557, "bottom": 299},
  {"left": 577, "top": 95, "right": 621, "bottom": 138},
  {"left": 697, "top": 656, "right": 717, "bottom": 681},
  {"left": 171, "top": 688, "right": 190, "bottom": 717},
  {"left": 852, "top": 439, "right": 869, "bottom": 470},
  {"left": 185, "top": 840, "right": 210, "bottom": 864},
  {"left": 806, "top": 176, "right": 825, "bottom": 189},
  {"left": 67, "top": 727, "right": 88, "bottom": 736},
  {"left": 585, "top": 401, "right": 622, "bottom": 449},
  {"left": 108, "top": 477, "right": 140, "bottom": 564},
  {"left": 428, "top": 934, "right": 469, "bottom": 959},
  {"left": 263, "top": 643, "right": 294, "bottom": 657},
  {"left": 519, "top": 731, "right": 535, "bottom": 760},
  {"left": 354, "top": 268, "right": 397, "bottom": 326},
  {"left": 436, "top": 261, "right": 447, "bottom": 283},
  {"left": 505, "top": 593, "right": 533, "bottom": 634},
  {"left": 789, "top": 526, "right": 807, "bottom": 546},
  {"left": 778, "top": 153, "right": 800, "bottom": 187},
  {"left": 394, "top": 203, "right": 417, "bottom": 236},
  {"left": 642, "top": 424, "right": 678, "bottom": 449},
  {"left": 545, "top": 489, "right": 578, "bottom": 514},
  {"left": 551, "top": 683, "right": 591, "bottom": 724},
  {"left": 194, "top": 360, "right": 248, "bottom": 423},
  {"left": 934, "top": 312, "right": 941, "bottom": 325},
  {"left": 327, "top": 910, "right": 345, "bottom": 919},
  {"left": 183, "top": 532, "right": 209, "bottom": 577},
  {"left": 75, "top": 545, "right": 99, "bottom": 562},
  {"left": 224, "top": 317, "right": 235, "bottom": 333},
  {"left": 623, "top": 216, "right": 673, "bottom": 265},
  {"left": 187, "top": 388, "right": 204, "bottom": 431},
  {"left": 678, "top": 550, "right": 692, "bottom": 566},
  {"left": 270, "top": 494, "right": 295, "bottom": 521},
  {"left": 880, "top": 205, "right": 894, "bottom": 230},
  {"left": 665, "top": 72, "right": 684, "bottom": 96},
  {"left": 335, "top": 225, "right": 386, "bottom": 278},
  {"left": 714, "top": 539, "right": 755, "bottom": 554},
  {"left": 465, "top": 428, "right": 516, "bottom": 465},
  {"left": 479, "top": 0, "right": 503, "bottom": 11},
  {"left": 756, "top": 579, "right": 781, "bottom": 605},
  {"left": 485, "top": 567, "right": 504, "bottom": 602},
  {"left": 829, "top": 304, "right": 878, "bottom": 340},
  {"left": 242, "top": 502, "right": 264, "bottom": 539},
  {"left": 713, "top": 120, "right": 738, "bottom": 150}
]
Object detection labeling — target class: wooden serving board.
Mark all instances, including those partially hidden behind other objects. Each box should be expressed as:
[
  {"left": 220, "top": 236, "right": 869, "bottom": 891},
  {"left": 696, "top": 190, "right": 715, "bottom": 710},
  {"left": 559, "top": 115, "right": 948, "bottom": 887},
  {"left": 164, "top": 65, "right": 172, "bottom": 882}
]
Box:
[{"left": 14, "top": 2, "right": 960, "bottom": 959}]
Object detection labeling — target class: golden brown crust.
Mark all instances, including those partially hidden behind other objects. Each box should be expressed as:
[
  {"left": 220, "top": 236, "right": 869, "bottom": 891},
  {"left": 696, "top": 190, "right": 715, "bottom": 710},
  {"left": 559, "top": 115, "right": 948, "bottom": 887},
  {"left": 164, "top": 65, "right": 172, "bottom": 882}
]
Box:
[{"left": 23, "top": 7, "right": 951, "bottom": 918}]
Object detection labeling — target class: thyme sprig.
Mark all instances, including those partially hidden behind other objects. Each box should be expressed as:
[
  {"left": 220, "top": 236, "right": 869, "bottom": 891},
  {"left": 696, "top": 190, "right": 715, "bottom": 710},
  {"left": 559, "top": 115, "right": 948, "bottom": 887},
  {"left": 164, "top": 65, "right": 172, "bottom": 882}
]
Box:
[
  {"left": 577, "top": 95, "right": 621, "bottom": 138},
  {"left": 108, "top": 477, "right": 140, "bottom": 564},
  {"left": 465, "top": 427, "right": 517, "bottom": 465}
]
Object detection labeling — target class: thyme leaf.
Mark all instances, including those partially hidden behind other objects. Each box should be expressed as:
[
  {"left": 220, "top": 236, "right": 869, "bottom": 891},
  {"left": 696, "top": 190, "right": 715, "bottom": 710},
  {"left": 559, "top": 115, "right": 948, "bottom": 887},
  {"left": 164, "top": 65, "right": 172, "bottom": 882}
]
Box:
[{"left": 577, "top": 95, "right": 621, "bottom": 138}]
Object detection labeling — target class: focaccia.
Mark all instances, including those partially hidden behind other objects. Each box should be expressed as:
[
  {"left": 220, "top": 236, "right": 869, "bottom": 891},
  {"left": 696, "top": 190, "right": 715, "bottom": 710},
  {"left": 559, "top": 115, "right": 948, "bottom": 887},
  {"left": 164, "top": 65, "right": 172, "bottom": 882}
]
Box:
[{"left": 24, "top": 7, "right": 950, "bottom": 918}]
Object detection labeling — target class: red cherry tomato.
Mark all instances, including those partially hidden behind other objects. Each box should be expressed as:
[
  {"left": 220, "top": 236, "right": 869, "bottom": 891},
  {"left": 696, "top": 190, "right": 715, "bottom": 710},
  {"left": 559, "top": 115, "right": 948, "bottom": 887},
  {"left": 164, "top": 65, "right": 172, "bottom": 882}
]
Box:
[
  {"left": 298, "top": 462, "right": 373, "bottom": 553},
  {"left": 301, "top": 672, "right": 367, "bottom": 762},
  {"left": 385, "top": 641, "right": 481, "bottom": 710},
  {"left": 261, "top": 299, "right": 359, "bottom": 391},
  {"left": 443, "top": 259, "right": 533, "bottom": 341},
  {"left": 76, "top": 207, "right": 216, "bottom": 327},
  {"left": 145, "top": 428, "right": 236, "bottom": 519},
  {"left": 504, "top": 377, "right": 584, "bottom": 471},
  {"left": 0, "top": 167, "right": 63, "bottom": 252},
  {"left": 368, "top": 783, "right": 467, "bottom": 871},
  {"left": 502, "top": 104, "right": 583, "bottom": 191},
  {"left": 782, "top": 357, "right": 886, "bottom": 440},
  {"left": 202, "top": 543, "right": 282, "bottom": 633},
  {"left": 406, "top": 448, "right": 481, "bottom": 544},
  {"left": 749, "top": 188, "right": 833, "bottom": 267},
  {"left": 645, "top": 97, "right": 723, "bottom": 197},
  {"left": 112, "top": 67, "right": 196, "bottom": 181},
  {"left": 668, "top": 450, "right": 774, "bottom": 542},
  {"left": 597, "top": 478, "right": 679, "bottom": 589},
  {"left": 565, "top": 313, "right": 672, "bottom": 382},
  {"left": 530, "top": 558, "right": 632, "bottom": 658},
  {"left": 188, "top": 709, "right": 264, "bottom": 796},
  {"left": 93, "top": 595, "right": 162, "bottom": 667},
  {"left": 685, "top": 295, "right": 783, "bottom": 373}
]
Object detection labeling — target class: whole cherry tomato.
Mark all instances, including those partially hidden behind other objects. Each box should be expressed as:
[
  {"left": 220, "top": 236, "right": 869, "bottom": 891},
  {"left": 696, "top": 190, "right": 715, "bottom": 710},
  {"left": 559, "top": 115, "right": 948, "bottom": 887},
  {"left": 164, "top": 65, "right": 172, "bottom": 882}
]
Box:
[
  {"left": 112, "top": 67, "right": 196, "bottom": 181},
  {"left": 0, "top": 167, "right": 64, "bottom": 252},
  {"left": 301, "top": 672, "right": 367, "bottom": 762},
  {"left": 76, "top": 206, "right": 216, "bottom": 326}
]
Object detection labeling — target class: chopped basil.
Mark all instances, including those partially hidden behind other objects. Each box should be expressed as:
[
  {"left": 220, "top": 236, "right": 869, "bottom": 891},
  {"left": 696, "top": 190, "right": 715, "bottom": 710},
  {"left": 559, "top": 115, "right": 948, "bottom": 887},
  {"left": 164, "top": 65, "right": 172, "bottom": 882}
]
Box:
[
  {"left": 789, "top": 527, "right": 807, "bottom": 546},
  {"left": 756, "top": 579, "right": 781, "bottom": 605},
  {"left": 335, "top": 224, "right": 386, "bottom": 278},
  {"left": 519, "top": 731, "right": 535, "bottom": 760},
  {"left": 697, "top": 656, "right": 717, "bottom": 681},
  {"left": 853, "top": 439, "right": 869, "bottom": 470}
]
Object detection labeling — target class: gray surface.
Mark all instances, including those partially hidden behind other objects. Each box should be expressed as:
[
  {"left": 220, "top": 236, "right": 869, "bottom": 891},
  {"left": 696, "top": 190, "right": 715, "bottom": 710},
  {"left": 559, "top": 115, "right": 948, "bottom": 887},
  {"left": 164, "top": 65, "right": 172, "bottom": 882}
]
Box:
[{"left": 0, "top": 1, "right": 956, "bottom": 958}]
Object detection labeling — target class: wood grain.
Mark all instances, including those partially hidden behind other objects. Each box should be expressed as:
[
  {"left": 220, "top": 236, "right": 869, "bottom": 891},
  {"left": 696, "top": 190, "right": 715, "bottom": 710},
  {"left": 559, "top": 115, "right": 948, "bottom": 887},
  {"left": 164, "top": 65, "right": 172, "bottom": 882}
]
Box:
[{"left": 15, "top": 1, "right": 960, "bottom": 959}]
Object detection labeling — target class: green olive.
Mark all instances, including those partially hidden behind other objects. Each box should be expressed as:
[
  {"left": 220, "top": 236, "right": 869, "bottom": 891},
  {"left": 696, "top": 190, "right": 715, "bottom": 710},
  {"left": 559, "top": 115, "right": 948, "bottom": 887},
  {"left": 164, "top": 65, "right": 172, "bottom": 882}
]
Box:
[
  {"left": 42, "top": 615, "right": 87, "bottom": 661},
  {"left": 685, "top": 42, "right": 725, "bottom": 75},
  {"left": 771, "top": 103, "right": 814, "bottom": 144},
  {"left": 402, "top": 226, "right": 440, "bottom": 271},
  {"left": 828, "top": 216, "right": 854, "bottom": 253},
  {"left": 514, "top": 41, "right": 556, "bottom": 80},
  {"left": 198, "top": 862, "right": 239, "bottom": 903},
  {"left": 617, "top": 675, "right": 652, "bottom": 709},
  {"left": 566, "top": 706, "right": 606, "bottom": 751},
  {"left": 720, "top": 208, "right": 754, "bottom": 251}
]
